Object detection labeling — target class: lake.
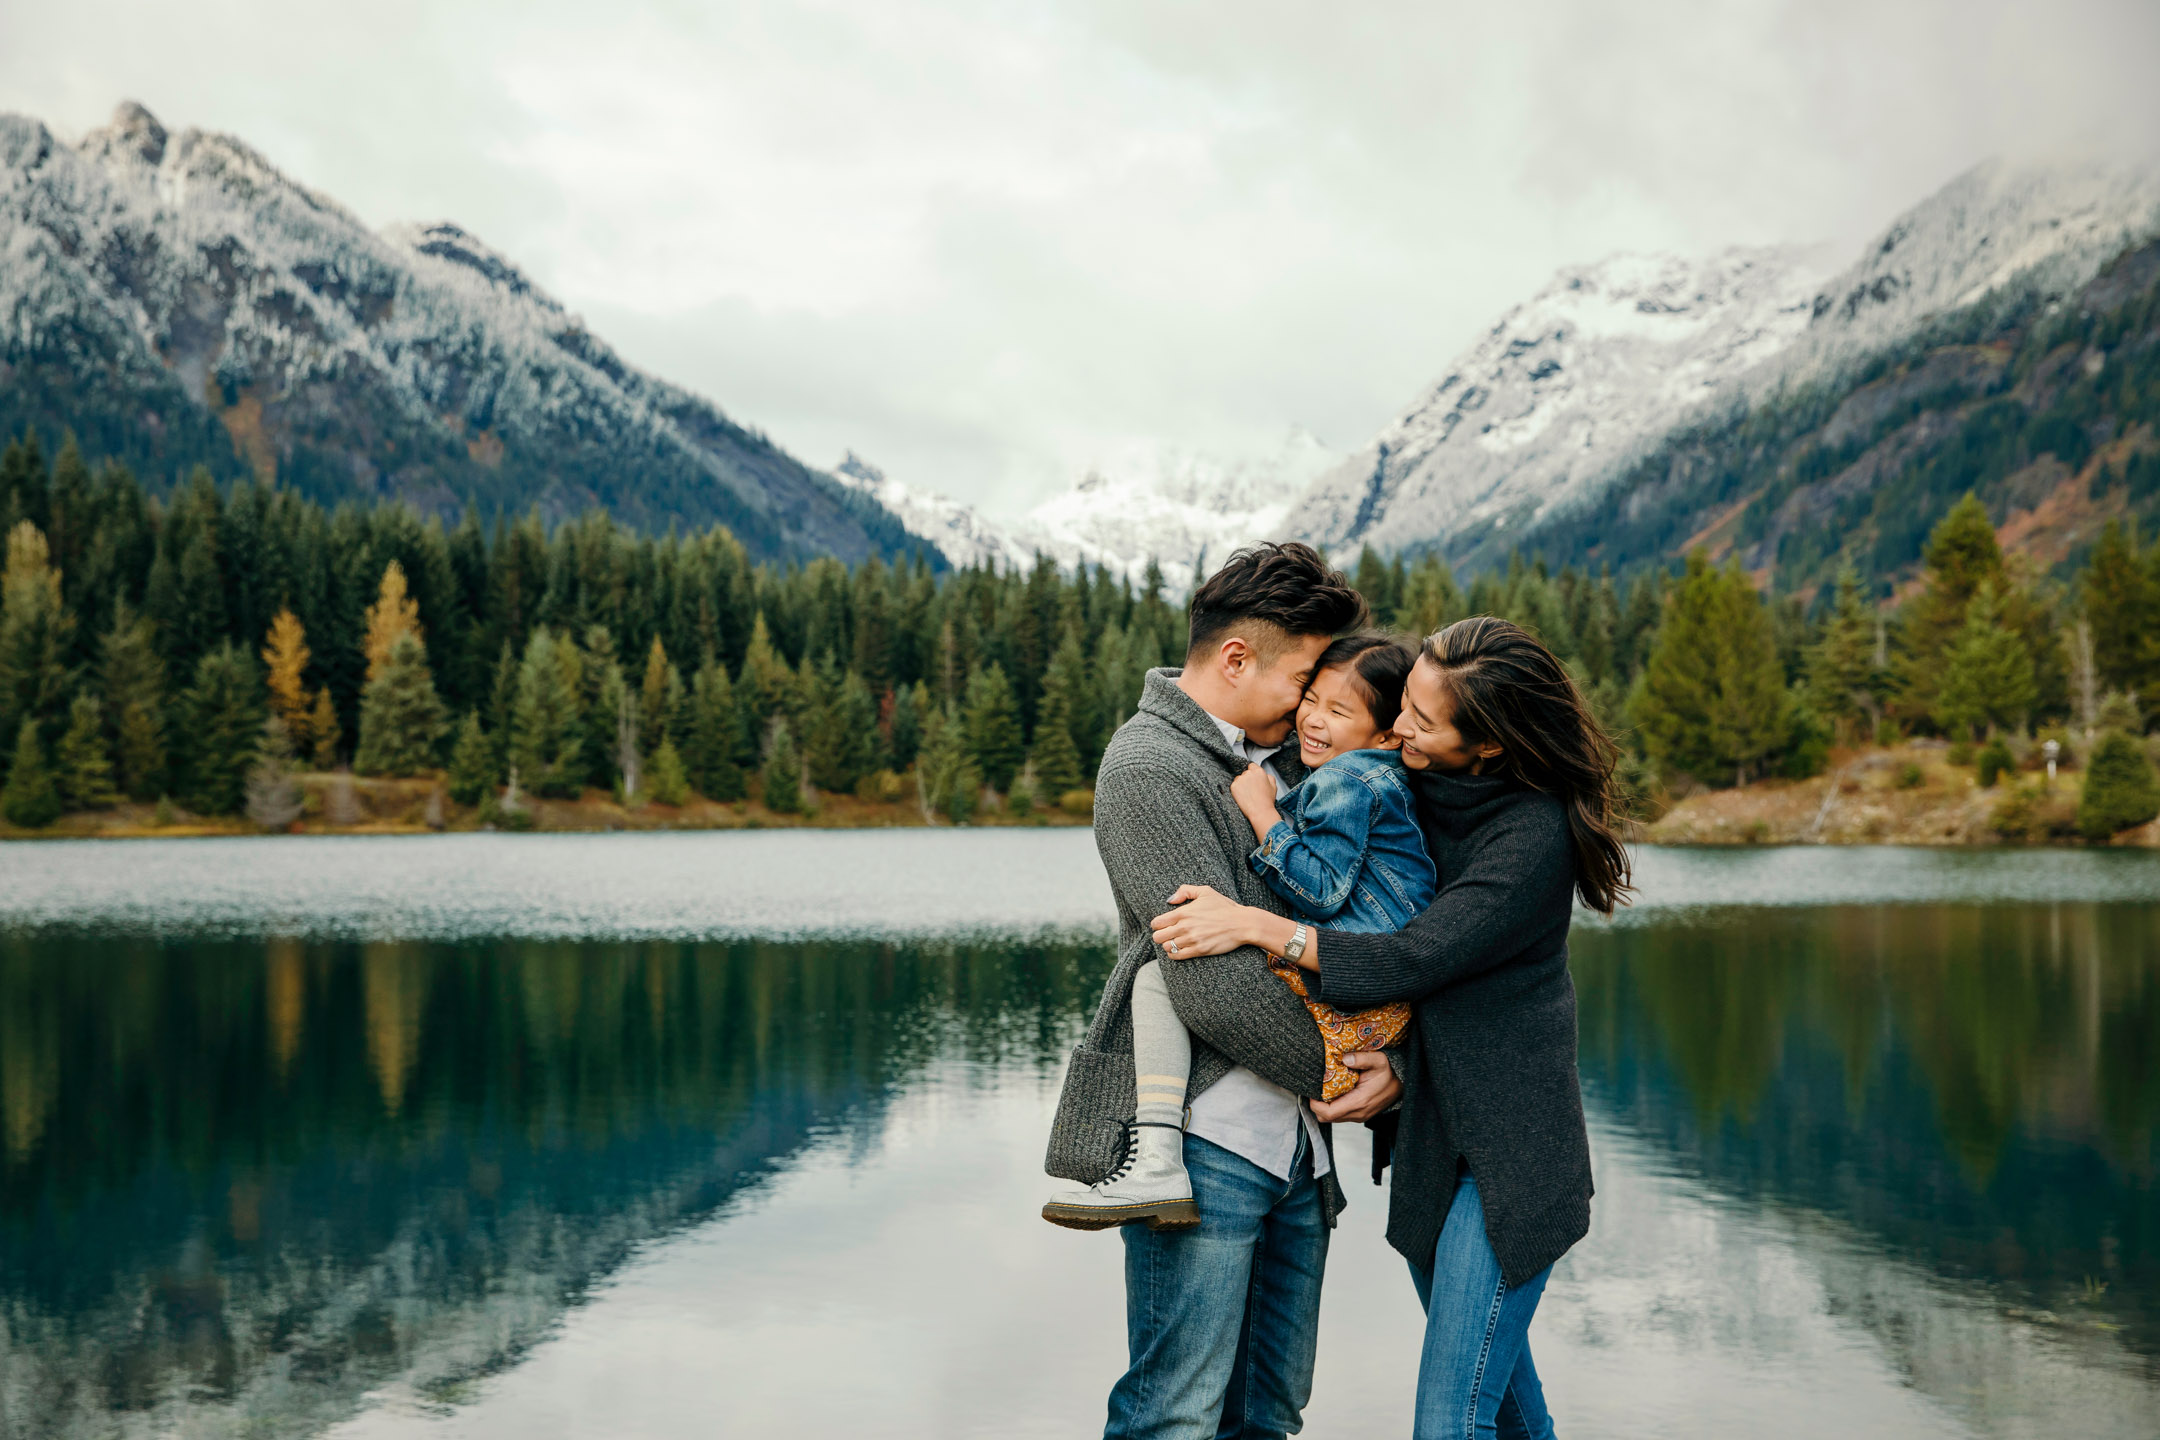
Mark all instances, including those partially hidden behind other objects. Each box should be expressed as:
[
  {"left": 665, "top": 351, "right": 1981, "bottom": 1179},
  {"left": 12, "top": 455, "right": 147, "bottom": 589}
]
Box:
[{"left": 0, "top": 834, "right": 2155, "bottom": 1439}]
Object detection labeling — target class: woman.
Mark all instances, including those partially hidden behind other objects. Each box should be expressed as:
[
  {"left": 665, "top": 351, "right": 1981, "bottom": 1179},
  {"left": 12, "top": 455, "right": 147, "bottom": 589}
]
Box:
[{"left": 1149, "top": 616, "right": 1631, "bottom": 1439}]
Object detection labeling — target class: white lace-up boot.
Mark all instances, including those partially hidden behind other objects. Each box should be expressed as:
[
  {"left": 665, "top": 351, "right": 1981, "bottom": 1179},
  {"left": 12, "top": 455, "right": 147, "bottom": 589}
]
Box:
[{"left": 1041, "top": 1122, "right": 1199, "bottom": 1231}]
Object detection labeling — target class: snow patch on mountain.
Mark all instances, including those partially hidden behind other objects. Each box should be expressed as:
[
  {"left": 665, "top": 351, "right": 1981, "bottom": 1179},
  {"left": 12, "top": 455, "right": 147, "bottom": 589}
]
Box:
[
  {"left": 1288, "top": 247, "right": 1829, "bottom": 556},
  {"left": 1290, "top": 156, "right": 2160, "bottom": 560},
  {"left": 837, "top": 430, "right": 1338, "bottom": 587}
]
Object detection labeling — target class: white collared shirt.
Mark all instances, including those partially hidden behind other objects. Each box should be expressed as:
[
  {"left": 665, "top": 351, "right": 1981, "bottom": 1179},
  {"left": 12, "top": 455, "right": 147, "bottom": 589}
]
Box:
[{"left": 1185, "top": 711, "right": 1331, "bottom": 1182}]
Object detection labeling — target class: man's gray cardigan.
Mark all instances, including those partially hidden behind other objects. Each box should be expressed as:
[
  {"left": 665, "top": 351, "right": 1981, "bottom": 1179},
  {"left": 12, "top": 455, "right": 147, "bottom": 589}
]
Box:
[{"left": 1044, "top": 668, "right": 1349, "bottom": 1222}]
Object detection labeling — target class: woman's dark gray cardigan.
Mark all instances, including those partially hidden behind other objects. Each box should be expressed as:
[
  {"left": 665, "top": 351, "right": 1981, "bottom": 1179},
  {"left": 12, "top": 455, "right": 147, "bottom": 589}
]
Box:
[{"left": 1315, "top": 770, "right": 1592, "bottom": 1287}]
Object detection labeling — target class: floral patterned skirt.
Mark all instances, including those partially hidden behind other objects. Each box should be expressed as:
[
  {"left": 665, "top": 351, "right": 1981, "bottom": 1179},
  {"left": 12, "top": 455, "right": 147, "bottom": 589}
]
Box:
[{"left": 1267, "top": 958, "right": 1412, "bottom": 1100}]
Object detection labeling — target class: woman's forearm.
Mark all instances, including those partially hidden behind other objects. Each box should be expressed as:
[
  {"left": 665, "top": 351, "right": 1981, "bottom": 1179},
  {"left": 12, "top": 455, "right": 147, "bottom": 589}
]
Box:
[{"left": 1240, "top": 907, "right": 1319, "bottom": 971}]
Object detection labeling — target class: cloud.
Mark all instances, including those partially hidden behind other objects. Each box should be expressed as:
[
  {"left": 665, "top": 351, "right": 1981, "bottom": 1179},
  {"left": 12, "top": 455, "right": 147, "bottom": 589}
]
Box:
[{"left": 3, "top": 0, "right": 2156, "bottom": 514}]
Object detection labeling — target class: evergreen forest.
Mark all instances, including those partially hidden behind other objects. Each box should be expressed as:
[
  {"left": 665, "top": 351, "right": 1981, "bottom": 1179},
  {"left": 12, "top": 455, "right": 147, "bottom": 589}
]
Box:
[{"left": 3, "top": 426, "right": 2159, "bottom": 838}]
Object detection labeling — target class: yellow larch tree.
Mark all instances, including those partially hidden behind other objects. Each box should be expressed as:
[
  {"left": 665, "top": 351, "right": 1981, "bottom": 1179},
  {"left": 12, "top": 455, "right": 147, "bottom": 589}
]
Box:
[
  {"left": 261, "top": 608, "right": 314, "bottom": 748},
  {"left": 362, "top": 560, "right": 424, "bottom": 680}
]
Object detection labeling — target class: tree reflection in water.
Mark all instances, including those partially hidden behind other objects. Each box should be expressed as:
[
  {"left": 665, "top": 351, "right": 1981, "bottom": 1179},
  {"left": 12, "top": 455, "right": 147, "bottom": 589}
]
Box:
[
  {"left": 1573, "top": 902, "right": 2160, "bottom": 1357},
  {"left": 0, "top": 935, "right": 1114, "bottom": 1434}
]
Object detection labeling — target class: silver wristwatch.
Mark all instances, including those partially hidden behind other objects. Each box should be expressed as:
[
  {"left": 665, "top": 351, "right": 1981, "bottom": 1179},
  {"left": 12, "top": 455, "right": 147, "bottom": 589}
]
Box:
[{"left": 1282, "top": 923, "right": 1309, "bottom": 963}]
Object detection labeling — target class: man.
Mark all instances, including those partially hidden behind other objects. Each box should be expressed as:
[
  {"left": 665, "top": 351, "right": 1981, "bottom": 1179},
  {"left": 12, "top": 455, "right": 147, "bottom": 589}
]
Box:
[{"left": 1042, "top": 542, "right": 1399, "bottom": 1440}]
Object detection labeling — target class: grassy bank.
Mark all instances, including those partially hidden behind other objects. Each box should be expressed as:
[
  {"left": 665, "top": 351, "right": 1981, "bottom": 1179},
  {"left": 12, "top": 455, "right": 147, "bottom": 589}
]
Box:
[
  {"left": 0, "top": 772, "right": 1095, "bottom": 841},
  {"left": 1644, "top": 741, "right": 2160, "bottom": 847}
]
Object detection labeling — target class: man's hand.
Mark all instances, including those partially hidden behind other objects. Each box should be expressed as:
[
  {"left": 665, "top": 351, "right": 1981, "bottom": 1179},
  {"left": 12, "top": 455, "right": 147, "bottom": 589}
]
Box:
[
  {"left": 1229, "top": 763, "right": 1281, "bottom": 839},
  {"left": 1310, "top": 1051, "right": 1401, "bottom": 1123}
]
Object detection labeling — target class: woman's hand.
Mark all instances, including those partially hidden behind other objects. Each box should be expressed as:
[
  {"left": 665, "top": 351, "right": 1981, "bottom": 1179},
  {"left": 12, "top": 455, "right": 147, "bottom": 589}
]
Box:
[
  {"left": 1150, "top": 883, "right": 1266, "bottom": 959},
  {"left": 1310, "top": 1051, "right": 1401, "bottom": 1123},
  {"left": 1229, "top": 763, "right": 1282, "bottom": 840}
]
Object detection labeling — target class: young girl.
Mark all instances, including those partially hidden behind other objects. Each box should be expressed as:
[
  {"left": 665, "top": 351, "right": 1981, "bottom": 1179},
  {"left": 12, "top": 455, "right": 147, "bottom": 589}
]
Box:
[{"left": 1042, "top": 634, "right": 1436, "bottom": 1229}]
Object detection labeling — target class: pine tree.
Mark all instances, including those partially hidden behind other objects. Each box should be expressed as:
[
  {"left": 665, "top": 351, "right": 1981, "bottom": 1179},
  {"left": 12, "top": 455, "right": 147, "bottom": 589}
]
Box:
[
  {"left": 1933, "top": 580, "right": 2039, "bottom": 740},
  {"left": 1028, "top": 664, "right": 1085, "bottom": 799},
  {"left": 889, "top": 681, "right": 924, "bottom": 771},
  {"left": 1898, "top": 493, "right": 2004, "bottom": 724},
  {"left": 355, "top": 631, "right": 449, "bottom": 776},
  {"left": 806, "top": 661, "right": 881, "bottom": 793},
  {"left": 446, "top": 710, "right": 497, "bottom": 806},
  {"left": 639, "top": 636, "right": 684, "bottom": 751},
  {"left": 2, "top": 717, "right": 60, "bottom": 828},
  {"left": 742, "top": 613, "right": 796, "bottom": 731},
  {"left": 2078, "top": 730, "right": 2160, "bottom": 840},
  {"left": 309, "top": 687, "right": 342, "bottom": 769},
  {"left": 510, "top": 628, "right": 586, "bottom": 798},
  {"left": 2082, "top": 519, "right": 2159, "bottom": 697},
  {"left": 261, "top": 607, "right": 315, "bottom": 752},
  {"left": 1804, "top": 567, "right": 1880, "bottom": 742},
  {"left": 647, "top": 737, "right": 691, "bottom": 806},
  {"left": 964, "top": 662, "right": 1025, "bottom": 793},
  {"left": 244, "top": 716, "right": 304, "bottom": 831},
  {"left": 54, "top": 692, "right": 117, "bottom": 810},
  {"left": 0, "top": 521, "right": 76, "bottom": 764},
  {"left": 98, "top": 601, "right": 166, "bottom": 801},
  {"left": 760, "top": 717, "right": 804, "bottom": 814},
  {"left": 179, "top": 643, "right": 261, "bottom": 816},
  {"left": 1633, "top": 552, "right": 1792, "bottom": 787},
  {"left": 914, "top": 702, "right": 978, "bottom": 823},
  {"left": 688, "top": 657, "right": 747, "bottom": 801},
  {"left": 362, "top": 559, "right": 423, "bottom": 681}
]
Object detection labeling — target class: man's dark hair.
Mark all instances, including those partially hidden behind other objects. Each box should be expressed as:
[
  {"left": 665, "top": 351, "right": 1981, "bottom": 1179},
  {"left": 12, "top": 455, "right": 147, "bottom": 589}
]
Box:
[{"left": 1185, "top": 542, "right": 1365, "bottom": 664}]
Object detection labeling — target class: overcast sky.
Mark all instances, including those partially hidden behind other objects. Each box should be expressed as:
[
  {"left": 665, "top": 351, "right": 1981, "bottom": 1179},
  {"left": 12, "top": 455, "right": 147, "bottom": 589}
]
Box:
[{"left": 5, "top": 0, "right": 2156, "bottom": 515}]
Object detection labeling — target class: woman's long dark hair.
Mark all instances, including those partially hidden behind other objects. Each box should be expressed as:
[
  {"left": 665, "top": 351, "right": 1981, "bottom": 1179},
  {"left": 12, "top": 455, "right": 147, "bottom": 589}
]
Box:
[{"left": 1421, "top": 616, "right": 1633, "bottom": 914}]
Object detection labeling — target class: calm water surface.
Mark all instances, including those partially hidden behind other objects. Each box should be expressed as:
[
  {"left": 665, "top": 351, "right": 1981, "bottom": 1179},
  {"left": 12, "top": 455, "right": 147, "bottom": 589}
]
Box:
[{"left": 0, "top": 834, "right": 2155, "bottom": 1439}]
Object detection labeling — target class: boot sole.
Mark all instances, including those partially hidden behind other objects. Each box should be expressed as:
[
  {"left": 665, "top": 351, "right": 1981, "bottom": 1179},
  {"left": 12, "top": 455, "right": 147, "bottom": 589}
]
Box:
[{"left": 1041, "top": 1198, "right": 1201, "bottom": 1232}]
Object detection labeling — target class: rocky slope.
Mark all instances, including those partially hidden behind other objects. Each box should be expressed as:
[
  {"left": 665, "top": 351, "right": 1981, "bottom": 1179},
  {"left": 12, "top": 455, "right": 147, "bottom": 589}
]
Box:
[
  {"left": 0, "top": 102, "right": 921, "bottom": 563},
  {"left": 1291, "top": 157, "right": 2160, "bottom": 581}
]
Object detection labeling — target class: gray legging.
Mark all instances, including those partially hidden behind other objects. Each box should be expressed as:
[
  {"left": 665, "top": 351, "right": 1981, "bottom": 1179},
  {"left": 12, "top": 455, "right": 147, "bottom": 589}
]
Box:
[{"left": 1129, "top": 960, "right": 1192, "bottom": 1129}]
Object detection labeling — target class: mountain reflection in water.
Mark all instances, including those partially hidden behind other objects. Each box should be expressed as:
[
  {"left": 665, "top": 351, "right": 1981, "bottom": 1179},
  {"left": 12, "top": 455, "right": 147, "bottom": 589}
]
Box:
[{"left": 0, "top": 880, "right": 2155, "bottom": 1437}]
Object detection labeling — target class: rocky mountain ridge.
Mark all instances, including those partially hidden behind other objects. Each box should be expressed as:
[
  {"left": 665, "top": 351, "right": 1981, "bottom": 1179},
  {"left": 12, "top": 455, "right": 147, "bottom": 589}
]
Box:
[{"left": 0, "top": 101, "right": 921, "bottom": 563}]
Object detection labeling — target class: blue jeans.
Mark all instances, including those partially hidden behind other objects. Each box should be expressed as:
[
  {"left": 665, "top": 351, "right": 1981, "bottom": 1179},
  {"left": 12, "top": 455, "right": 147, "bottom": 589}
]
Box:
[
  {"left": 1406, "top": 1175, "right": 1555, "bottom": 1440},
  {"left": 1105, "top": 1131, "right": 1329, "bottom": 1440}
]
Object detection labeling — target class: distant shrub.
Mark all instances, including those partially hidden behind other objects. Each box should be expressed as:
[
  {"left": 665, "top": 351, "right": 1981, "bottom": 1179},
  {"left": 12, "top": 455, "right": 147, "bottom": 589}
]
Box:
[
  {"left": 1059, "top": 788, "right": 1095, "bottom": 817},
  {"left": 1947, "top": 739, "right": 1975, "bottom": 767},
  {"left": 1873, "top": 718, "right": 1902, "bottom": 748},
  {"left": 2078, "top": 731, "right": 2160, "bottom": 840},
  {"left": 1975, "top": 738, "right": 2015, "bottom": 788},
  {"left": 1781, "top": 707, "right": 1831, "bottom": 779},
  {"left": 1990, "top": 785, "right": 2042, "bottom": 841},
  {"left": 1894, "top": 762, "right": 1925, "bottom": 790},
  {"left": 1005, "top": 777, "right": 1035, "bottom": 816}
]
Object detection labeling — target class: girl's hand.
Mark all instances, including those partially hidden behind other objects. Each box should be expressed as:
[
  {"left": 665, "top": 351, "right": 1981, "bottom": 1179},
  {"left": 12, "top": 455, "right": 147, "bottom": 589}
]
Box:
[
  {"left": 1229, "top": 764, "right": 1281, "bottom": 838},
  {"left": 1150, "top": 883, "right": 1263, "bottom": 959}
]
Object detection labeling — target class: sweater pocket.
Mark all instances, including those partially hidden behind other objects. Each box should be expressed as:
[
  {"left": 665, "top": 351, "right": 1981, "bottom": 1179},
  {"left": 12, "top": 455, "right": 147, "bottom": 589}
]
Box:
[{"left": 1043, "top": 1042, "right": 1137, "bottom": 1183}]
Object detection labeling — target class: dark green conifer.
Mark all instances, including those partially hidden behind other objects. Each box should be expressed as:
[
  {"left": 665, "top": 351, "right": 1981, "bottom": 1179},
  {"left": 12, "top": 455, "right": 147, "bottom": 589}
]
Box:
[
  {"left": 510, "top": 628, "right": 586, "bottom": 799},
  {"left": 760, "top": 717, "right": 803, "bottom": 814},
  {"left": 446, "top": 710, "right": 497, "bottom": 806},
  {"left": 55, "top": 692, "right": 118, "bottom": 810},
  {"left": 1632, "top": 551, "right": 1790, "bottom": 787},
  {"left": 99, "top": 601, "right": 166, "bottom": 801},
  {"left": 964, "top": 662, "right": 1025, "bottom": 794},
  {"left": 688, "top": 657, "right": 747, "bottom": 801},
  {"left": 179, "top": 642, "right": 261, "bottom": 816},
  {"left": 2078, "top": 731, "right": 2160, "bottom": 840},
  {"left": 2, "top": 717, "right": 59, "bottom": 828},
  {"left": 355, "top": 631, "right": 449, "bottom": 777}
]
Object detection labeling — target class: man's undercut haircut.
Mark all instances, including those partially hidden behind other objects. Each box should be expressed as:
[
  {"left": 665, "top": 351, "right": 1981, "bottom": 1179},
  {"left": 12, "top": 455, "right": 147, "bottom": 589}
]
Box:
[{"left": 1185, "top": 542, "right": 1366, "bottom": 666}]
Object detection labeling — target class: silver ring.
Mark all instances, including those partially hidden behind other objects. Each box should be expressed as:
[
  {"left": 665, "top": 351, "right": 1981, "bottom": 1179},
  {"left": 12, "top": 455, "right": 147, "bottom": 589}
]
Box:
[{"left": 1167, "top": 942, "right": 1179, "bottom": 955}]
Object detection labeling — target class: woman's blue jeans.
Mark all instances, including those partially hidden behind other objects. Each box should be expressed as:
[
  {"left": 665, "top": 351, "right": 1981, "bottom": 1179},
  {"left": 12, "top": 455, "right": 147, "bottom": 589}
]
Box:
[{"left": 1405, "top": 1175, "right": 1556, "bottom": 1440}]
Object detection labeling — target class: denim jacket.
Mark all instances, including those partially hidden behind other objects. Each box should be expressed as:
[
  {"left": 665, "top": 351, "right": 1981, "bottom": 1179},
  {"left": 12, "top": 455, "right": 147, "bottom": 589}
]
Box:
[{"left": 1247, "top": 749, "right": 1437, "bottom": 934}]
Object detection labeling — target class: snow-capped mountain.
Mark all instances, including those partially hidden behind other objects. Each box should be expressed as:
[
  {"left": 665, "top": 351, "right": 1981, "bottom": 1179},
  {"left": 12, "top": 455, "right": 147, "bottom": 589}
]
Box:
[
  {"left": 1288, "top": 247, "right": 1827, "bottom": 556},
  {"left": 837, "top": 430, "right": 1338, "bottom": 587},
  {"left": 1291, "top": 157, "right": 2160, "bottom": 560},
  {"left": 0, "top": 102, "right": 919, "bottom": 562}
]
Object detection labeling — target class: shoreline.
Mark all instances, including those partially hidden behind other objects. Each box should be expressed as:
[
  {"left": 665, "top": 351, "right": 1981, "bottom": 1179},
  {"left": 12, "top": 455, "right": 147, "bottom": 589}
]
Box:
[
  {"left": 1641, "top": 742, "right": 2160, "bottom": 849},
  {"left": 0, "top": 772, "right": 1094, "bottom": 841}
]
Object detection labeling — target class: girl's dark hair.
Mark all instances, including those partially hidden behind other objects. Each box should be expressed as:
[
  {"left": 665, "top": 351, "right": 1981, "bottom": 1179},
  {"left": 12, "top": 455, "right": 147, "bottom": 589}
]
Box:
[
  {"left": 1420, "top": 616, "right": 1633, "bottom": 915},
  {"left": 1314, "top": 633, "right": 1416, "bottom": 731}
]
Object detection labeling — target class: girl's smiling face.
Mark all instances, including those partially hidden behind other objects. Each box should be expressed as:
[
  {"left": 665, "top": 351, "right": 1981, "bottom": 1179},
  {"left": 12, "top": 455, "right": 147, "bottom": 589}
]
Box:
[{"left": 1295, "top": 662, "right": 1401, "bottom": 767}]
